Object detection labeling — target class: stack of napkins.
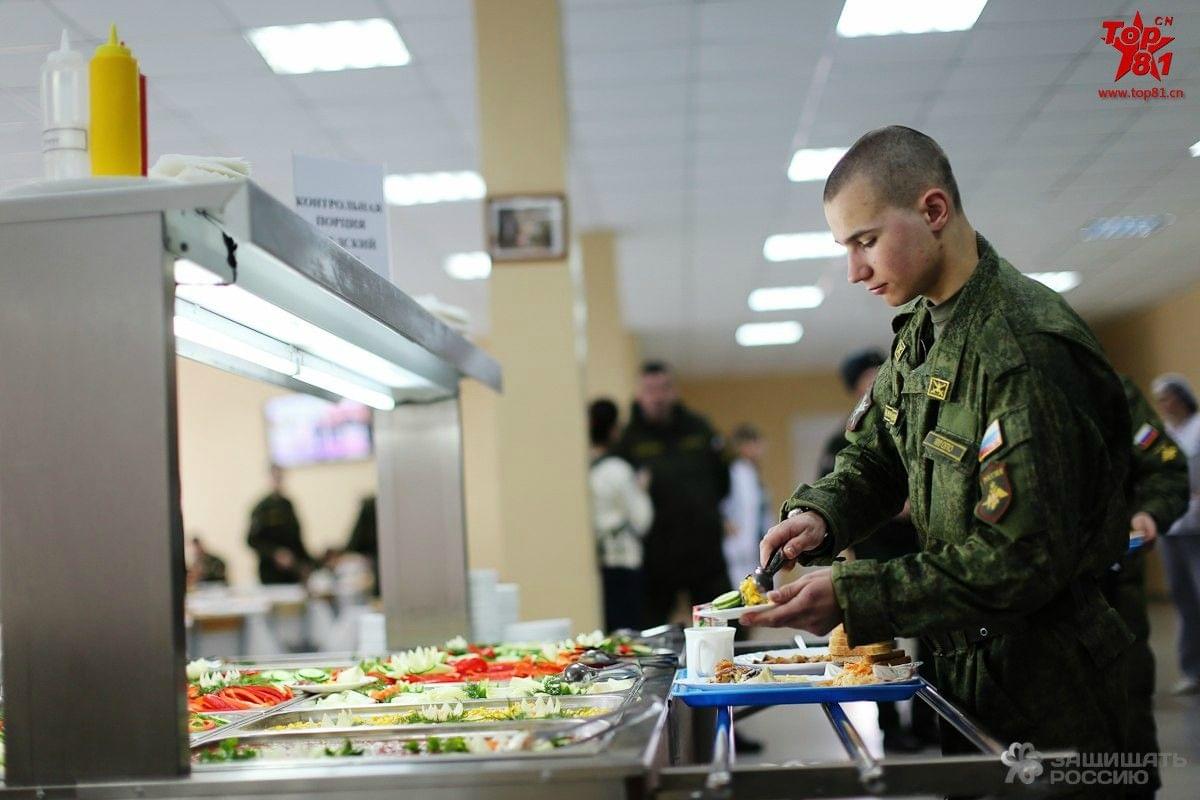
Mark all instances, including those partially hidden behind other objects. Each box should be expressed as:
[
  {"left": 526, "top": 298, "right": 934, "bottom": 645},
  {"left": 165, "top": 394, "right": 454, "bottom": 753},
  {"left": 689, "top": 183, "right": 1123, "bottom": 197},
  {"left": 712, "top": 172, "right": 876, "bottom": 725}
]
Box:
[{"left": 149, "top": 154, "right": 250, "bottom": 182}]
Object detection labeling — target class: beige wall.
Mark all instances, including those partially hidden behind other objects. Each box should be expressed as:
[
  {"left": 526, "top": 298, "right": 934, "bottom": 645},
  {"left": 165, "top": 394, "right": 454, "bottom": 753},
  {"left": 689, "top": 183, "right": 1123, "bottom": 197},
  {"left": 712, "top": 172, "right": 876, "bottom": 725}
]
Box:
[
  {"left": 678, "top": 371, "right": 849, "bottom": 508},
  {"left": 175, "top": 358, "right": 376, "bottom": 586}
]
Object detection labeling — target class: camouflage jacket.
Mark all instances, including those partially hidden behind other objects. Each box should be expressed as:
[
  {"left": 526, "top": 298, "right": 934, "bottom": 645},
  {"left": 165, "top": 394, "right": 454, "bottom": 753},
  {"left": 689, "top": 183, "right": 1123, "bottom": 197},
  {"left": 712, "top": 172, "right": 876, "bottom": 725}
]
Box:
[
  {"left": 1121, "top": 374, "right": 1188, "bottom": 533},
  {"left": 783, "top": 235, "right": 1132, "bottom": 647}
]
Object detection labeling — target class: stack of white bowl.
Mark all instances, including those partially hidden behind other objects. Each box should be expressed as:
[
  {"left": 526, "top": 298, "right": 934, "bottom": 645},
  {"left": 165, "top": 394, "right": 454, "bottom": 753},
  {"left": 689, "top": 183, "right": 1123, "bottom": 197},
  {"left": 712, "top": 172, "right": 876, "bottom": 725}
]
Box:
[
  {"left": 469, "top": 569, "right": 500, "bottom": 643},
  {"left": 504, "top": 617, "right": 572, "bottom": 644},
  {"left": 494, "top": 583, "right": 520, "bottom": 638}
]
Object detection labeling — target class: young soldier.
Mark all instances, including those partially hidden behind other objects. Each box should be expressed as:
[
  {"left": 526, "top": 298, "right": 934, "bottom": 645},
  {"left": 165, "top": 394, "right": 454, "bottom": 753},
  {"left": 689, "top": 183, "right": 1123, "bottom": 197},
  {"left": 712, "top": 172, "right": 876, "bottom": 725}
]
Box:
[{"left": 744, "top": 127, "right": 1134, "bottom": 772}]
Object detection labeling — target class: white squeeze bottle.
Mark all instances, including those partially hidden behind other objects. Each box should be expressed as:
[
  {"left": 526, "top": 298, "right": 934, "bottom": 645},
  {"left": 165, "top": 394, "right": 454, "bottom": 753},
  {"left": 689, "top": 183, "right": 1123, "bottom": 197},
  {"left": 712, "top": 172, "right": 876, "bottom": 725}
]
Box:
[{"left": 40, "top": 29, "right": 89, "bottom": 179}]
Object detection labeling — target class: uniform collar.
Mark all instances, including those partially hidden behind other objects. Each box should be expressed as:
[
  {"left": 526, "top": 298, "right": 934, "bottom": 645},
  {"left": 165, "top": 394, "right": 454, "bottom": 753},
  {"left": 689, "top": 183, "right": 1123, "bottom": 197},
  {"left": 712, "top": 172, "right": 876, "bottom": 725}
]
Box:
[{"left": 922, "top": 232, "right": 999, "bottom": 402}]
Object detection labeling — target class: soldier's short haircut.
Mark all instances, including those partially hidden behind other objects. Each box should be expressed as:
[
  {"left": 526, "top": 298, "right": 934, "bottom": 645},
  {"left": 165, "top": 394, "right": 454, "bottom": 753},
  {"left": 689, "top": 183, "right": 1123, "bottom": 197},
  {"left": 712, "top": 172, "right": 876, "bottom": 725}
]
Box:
[
  {"left": 824, "top": 125, "right": 962, "bottom": 212},
  {"left": 640, "top": 360, "right": 671, "bottom": 376}
]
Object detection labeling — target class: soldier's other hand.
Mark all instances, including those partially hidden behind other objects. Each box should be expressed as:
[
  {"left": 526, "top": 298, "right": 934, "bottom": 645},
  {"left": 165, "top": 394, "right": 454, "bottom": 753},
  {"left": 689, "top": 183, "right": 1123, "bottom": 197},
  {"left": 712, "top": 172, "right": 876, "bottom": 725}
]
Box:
[
  {"left": 760, "top": 510, "right": 827, "bottom": 570},
  {"left": 741, "top": 569, "right": 841, "bottom": 633},
  {"left": 1130, "top": 511, "right": 1158, "bottom": 546},
  {"left": 274, "top": 548, "right": 296, "bottom": 569}
]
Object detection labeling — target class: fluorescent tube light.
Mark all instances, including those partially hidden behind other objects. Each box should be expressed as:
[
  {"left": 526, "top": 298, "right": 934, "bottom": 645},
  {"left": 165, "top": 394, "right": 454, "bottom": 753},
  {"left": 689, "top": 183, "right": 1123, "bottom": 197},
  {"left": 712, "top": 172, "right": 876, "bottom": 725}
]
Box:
[
  {"left": 763, "top": 232, "right": 845, "bottom": 262},
  {"left": 836, "top": 0, "right": 989, "bottom": 37},
  {"left": 1027, "top": 272, "right": 1081, "bottom": 293},
  {"left": 445, "top": 251, "right": 492, "bottom": 280},
  {"left": 247, "top": 18, "right": 411, "bottom": 75},
  {"left": 173, "top": 309, "right": 297, "bottom": 377},
  {"left": 1079, "top": 214, "right": 1174, "bottom": 241},
  {"left": 174, "top": 259, "right": 224, "bottom": 286},
  {"left": 1189, "top": 139, "right": 1200, "bottom": 157},
  {"left": 385, "top": 171, "right": 486, "bottom": 206},
  {"left": 295, "top": 356, "right": 395, "bottom": 411},
  {"left": 787, "top": 148, "right": 848, "bottom": 182},
  {"left": 175, "top": 281, "right": 431, "bottom": 389},
  {"left": 748, "top": 285, "right": 825, "bottom": 311},
  {"left": 735, "top": 321, "right": 803, "bottom": 347}
]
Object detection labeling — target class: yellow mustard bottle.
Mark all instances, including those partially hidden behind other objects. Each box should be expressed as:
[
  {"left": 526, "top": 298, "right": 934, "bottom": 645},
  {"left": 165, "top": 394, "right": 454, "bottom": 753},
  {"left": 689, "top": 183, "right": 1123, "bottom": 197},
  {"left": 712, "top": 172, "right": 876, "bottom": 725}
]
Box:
[{"left": 89, "top": 24, "right": 141, "bottom": 176}]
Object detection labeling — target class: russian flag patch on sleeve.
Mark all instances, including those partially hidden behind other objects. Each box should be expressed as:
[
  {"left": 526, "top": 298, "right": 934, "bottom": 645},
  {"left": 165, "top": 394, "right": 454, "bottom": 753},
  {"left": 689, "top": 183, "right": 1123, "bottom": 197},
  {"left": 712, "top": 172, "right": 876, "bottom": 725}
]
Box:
[
  {"left": 1134, "top": 423, "right": 1159, "bottom": 450},
  {"left": 978, "top": 418, "right": 1004, "bottom": 462}
]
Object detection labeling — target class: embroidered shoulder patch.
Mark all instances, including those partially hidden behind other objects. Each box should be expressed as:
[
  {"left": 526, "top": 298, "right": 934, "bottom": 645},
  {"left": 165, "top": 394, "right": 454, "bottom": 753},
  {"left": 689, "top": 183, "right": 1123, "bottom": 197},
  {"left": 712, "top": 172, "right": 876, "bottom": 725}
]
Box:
[
  {"left": 927, "top": 376, "right": 951, "bottom": 401},
  {"left": 1133, "top": 423, "right": 1159, "bottom": 451},
  {"left": 894, "top": 340, "right": 907, "bottom": 361},
  {"left": 975, "top": 462, "right": 1013, "bottom": 524},
  {"left": 1161, "top": 445, "right": 1179, "bottom": 463},
  {"left": 847, "top": 389, "right": 873, "bottom": 432},
  {"left": 883, "top": 404, "right": 900, "bottom": 426},
  {"left": 978, "top": 418, "right": 1004, "bottom": 462}
]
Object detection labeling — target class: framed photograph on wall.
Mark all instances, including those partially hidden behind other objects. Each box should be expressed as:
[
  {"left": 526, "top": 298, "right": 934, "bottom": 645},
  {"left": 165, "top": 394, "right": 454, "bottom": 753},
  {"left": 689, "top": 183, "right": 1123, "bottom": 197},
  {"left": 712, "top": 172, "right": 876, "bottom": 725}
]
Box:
[{"left": 486, "top": 194, "right": 568, "bottom": 262}]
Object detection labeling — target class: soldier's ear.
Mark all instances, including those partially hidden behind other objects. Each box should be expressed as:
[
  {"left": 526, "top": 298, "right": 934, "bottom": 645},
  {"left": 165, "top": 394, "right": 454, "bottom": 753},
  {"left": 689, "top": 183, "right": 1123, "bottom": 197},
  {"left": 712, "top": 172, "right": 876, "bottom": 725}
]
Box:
[{"left": 919, "top": 188, "right": 952, "bottom": 233}]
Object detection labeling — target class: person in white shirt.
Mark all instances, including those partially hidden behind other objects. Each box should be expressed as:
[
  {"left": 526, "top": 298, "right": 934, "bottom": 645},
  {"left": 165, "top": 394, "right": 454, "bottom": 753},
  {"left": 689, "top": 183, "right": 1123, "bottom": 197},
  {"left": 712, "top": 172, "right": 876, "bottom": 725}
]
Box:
[
  {"left": 588, "top": 399, "right": 654, "bottom": 632},
  {"left": 720, "top": 424, "right": 771, "bottom": 590},
  {"left": 1151, "top": 373, "right": 1200, "bottom": 694}
]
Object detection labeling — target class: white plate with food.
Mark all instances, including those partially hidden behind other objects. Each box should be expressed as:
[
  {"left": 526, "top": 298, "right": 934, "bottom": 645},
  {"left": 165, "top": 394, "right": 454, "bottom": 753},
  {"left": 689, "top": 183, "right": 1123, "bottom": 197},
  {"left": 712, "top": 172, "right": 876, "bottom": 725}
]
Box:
[
  {"left": 733, "top": 647, "right": 834, "bottom": 674},
  {"left": 291, "top": 678, "right": 376, "bottom": 694},
  {"left": 695, "top": 602, "right": 774, "bottom": 621},
  {"left": 674, "top": 673, "right": 822, "bottom": 690}
]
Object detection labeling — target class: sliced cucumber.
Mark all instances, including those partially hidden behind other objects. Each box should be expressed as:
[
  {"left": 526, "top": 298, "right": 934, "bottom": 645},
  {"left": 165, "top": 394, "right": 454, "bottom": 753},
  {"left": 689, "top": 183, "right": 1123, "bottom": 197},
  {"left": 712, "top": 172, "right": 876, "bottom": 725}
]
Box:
[
  {"left": 712, "top": 590, "right": 743, "bottom": 610},
  {"left": 296, "top": 668, "right": 328, "bottom": 681}
]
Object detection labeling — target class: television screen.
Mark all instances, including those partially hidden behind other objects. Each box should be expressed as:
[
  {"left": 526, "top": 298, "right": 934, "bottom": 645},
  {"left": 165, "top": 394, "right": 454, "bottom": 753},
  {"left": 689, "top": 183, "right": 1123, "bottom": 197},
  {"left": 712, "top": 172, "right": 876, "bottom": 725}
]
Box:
[{"left": 265, "top": 394, "right": 373, "bottom": 468}]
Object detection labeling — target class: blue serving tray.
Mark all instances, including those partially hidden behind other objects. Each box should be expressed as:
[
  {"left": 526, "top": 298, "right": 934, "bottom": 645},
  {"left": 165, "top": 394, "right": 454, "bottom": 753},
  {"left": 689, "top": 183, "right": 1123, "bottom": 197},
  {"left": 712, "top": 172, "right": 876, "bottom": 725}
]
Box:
[{"left": 671, "top": 670, "right": 923, "bottom": 707}]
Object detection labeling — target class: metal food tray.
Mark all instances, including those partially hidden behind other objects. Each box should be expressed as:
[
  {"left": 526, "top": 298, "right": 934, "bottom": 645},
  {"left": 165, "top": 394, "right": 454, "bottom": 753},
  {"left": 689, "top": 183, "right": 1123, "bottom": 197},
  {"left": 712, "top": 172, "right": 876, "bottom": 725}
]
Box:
[
  {"left": 191, "top": 724, "right": 611, "bottom": 769},
  {"left": 233, "top": 692, "right": 630, "bottom": 737}
]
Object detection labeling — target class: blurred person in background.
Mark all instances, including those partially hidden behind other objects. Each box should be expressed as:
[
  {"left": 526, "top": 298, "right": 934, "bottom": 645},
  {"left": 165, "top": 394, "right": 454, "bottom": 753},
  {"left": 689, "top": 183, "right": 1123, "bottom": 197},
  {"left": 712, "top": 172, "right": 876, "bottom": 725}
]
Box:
[
  {"left": 1104, "top": 375, "right": 1188, "bottom": 795},
  {"left": 720, "top": 424, "right": 771, "bottom": 590},
  {"left": 588, "top": 398, "right": 653, "bottom": 632},
  {"left": 345, "top": 495, "right": 379, "bottom": 596},
  {"left": 186, "top": 536, "right": 227, "bottom": 588},
  {"left": 820, "top": 348, "right": 934, "bottom": 753},
  {"left": 616, "top": 361, "right": 732, "bottom": 626},
  {"left": 1151, "top": 373, "right": 1200, "bottom": 694},
  {"left": 247, "top": 464, "right": 313, "bottom": 585}
]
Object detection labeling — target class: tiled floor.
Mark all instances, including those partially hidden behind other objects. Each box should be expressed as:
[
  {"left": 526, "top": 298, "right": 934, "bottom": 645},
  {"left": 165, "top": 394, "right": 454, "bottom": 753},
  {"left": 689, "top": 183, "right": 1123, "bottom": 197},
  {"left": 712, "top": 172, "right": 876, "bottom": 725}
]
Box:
[{"left": 731, "top": 602, "right": 1200, "bottom": 797}]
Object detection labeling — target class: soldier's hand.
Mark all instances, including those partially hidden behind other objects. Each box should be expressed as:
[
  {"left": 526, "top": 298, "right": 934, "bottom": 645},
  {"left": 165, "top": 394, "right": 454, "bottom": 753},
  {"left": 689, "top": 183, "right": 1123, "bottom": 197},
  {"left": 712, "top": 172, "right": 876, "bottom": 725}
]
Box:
[
  {"left": 741, "top": 568, "right": 841, "bottom": 633},
  {"left": 760, "top": 510, "right": 827, "bottom": 570},
  {"left": 1131, "top": 511, "right": 1158, "bottom": 546}
]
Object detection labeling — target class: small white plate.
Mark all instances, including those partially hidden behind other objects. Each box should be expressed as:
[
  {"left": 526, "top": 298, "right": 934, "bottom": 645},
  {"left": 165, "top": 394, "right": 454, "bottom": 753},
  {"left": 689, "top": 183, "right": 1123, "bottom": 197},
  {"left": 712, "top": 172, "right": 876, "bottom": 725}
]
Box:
[
  {"left": 695, "top": 603, "right": 773, "bottom": 620},
  {"left": 734, "top": 647, "right": 833, "bottom": 674},
  {"left": 291, "top": 679, "right": 376, "bottom": 694},
  {"left": 674, "top": 674, "right": 820, "bottom": 690}
]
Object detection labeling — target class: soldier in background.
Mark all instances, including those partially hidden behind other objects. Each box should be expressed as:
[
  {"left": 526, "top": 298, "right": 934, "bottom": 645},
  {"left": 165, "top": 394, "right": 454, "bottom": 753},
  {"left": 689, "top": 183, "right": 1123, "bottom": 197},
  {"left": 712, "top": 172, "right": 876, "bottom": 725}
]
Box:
[
  {"left": 616, "top": 361, "right": 732, "bottom": 627},
  {"left": 1105, "top": 375, "right": 1188, "bottom": 796},
  {"left": 247, "top": 464, "right": 312, "bottom": 585},
  {"left": 746, "top": 126, "right": 1135, "bottom": 789}
]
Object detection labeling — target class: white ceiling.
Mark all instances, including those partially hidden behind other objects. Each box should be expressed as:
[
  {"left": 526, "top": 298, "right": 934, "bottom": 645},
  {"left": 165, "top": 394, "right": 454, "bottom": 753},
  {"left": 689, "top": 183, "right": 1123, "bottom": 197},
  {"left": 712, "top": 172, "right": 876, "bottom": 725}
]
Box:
[{"left": 1, "top": 0, "right": 1197, "bottom": 377}]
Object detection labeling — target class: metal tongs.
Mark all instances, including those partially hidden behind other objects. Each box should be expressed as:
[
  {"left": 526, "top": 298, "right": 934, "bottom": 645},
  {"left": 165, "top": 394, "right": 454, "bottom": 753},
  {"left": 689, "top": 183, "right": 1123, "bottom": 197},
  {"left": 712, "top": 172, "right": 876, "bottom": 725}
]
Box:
[{"left": 751, "top": 545, "right": 789, "bottom": 594}]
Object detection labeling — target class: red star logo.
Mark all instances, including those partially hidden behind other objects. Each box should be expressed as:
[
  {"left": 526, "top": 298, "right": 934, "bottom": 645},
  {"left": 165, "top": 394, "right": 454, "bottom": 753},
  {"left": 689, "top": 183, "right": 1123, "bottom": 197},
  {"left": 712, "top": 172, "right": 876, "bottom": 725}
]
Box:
[{"left": 1105, "top": 12, "right": 1174, "bottom": 81}]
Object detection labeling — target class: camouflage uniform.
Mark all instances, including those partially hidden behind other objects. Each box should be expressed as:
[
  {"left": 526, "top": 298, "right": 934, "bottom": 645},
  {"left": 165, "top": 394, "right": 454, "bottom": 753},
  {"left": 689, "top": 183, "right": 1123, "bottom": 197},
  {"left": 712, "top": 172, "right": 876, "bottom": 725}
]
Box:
[
  {"left": 1102, "top": 376, "right": 1188, "bottom": 793},
  {"left": 784, "top": 235, "right": 1134, "bottom": 764}
]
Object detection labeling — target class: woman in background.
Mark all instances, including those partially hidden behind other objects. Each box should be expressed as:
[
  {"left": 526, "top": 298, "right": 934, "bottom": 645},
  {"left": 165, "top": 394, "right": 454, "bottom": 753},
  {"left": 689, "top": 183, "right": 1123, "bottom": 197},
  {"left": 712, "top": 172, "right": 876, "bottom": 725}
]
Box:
[
  {"left": 588, "top": 398, "right": 654, "bottom": 632},
  {"left": 720, "top": 424, "right": 771, "bottom": 590}
]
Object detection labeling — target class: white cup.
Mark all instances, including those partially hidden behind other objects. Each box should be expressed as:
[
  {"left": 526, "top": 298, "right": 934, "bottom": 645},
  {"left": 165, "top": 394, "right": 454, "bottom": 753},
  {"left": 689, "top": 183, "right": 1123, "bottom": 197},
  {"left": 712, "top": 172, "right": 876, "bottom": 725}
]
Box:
[{"left": 684, "top": 626, "right": 735, "bottom": 679}]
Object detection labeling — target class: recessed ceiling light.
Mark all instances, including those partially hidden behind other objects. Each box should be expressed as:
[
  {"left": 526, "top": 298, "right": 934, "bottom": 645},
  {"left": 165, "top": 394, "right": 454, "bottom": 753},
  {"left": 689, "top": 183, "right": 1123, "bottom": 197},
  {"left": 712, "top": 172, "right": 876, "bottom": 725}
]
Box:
[
  {"left": 836, "top": 0, "right": 988, "bottom": 37},
  {"left": 445, "top": 252, "right": 491, "bottom": 281},
  {"left": 1027, "top": 271, "right": 1081, "bottom": 293},
  {"left": 385, "top": 171, "right": 486, "bottom": 206},
  {"left": 735, "top": 321, "right": 803, "bottom": 347},
  {"left": 1189, "top": 139, "right": 1200, "bottom": 157},
  {"left": 1079, "top": 214, "right": 1174, "bottom": 241},
  {"left": 748, "top": 285, "right": 825, "bottom": 311},
  {"left": 763, "top": 232, "right": 845, "bottom": 262},
  {"left": 787, "top": 148, "right": 848, "bottom": 182},
  {"left": 247, "top": 18, "right": 411, "bottom": 75}
]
